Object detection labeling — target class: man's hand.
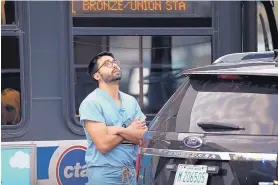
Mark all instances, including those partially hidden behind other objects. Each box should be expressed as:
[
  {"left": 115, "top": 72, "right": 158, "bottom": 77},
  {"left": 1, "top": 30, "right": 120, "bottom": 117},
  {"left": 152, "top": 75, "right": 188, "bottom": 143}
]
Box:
[
  {"left": 117, "top": 117, "right": 148, "bottom": 144},
  {"left": 107, "top": 117, "right": 146, "bottom": 135},
  {"left": 106, "top": 117, "right": 148, "bottom": 145},
  {"left": 128, "top": 117, "right": 147, "bottom": 130}
]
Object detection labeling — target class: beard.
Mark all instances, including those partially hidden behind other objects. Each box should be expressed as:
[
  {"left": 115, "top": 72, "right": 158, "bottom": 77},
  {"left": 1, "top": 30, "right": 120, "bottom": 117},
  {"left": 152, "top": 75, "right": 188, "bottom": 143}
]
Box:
[
  {"left": 110, "top": 73, "right": 122, "bottom": 82},
  {"left": 101, "top": 71, "right": 122, "bottom": 83}
]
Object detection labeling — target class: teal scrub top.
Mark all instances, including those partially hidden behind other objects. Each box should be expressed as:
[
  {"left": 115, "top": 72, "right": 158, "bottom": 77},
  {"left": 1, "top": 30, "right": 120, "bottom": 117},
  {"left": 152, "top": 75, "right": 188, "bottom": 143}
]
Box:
[{"left": 79, "top": 88, "right": 147, "bottom": 168}]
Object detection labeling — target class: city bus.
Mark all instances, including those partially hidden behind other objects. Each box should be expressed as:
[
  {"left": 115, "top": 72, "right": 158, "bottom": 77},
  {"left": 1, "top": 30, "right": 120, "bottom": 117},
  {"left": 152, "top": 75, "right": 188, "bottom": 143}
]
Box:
[{"left": 1, "top": 1, "right": 277, "bottom": 185}]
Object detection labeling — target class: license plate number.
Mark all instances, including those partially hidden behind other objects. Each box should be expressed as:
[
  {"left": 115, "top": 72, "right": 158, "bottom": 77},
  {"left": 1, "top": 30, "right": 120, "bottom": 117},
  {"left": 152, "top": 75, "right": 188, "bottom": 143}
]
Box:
[{"left": 173, "top": 165, "right": 209, "bottom": 185}]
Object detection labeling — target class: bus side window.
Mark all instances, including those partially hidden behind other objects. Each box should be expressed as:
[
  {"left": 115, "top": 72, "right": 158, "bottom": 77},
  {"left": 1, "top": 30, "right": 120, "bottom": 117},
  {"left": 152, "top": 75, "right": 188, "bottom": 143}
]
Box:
[{"left": 1, "top": 36, "right": 21, "bottom": 126}]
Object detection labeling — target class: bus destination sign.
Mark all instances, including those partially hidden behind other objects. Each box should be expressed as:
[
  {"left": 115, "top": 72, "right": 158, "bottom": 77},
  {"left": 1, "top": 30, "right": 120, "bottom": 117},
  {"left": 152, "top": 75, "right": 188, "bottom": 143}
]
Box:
[{"left": 71, "top": 0, "right": 211, "bottom": 17}]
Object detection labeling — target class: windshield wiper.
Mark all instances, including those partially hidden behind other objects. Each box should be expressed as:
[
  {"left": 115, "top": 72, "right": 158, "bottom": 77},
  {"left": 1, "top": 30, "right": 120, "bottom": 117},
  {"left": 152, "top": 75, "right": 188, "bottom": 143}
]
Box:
[{"left": 197, "top": 122, "right": 245, "bottom": 131}]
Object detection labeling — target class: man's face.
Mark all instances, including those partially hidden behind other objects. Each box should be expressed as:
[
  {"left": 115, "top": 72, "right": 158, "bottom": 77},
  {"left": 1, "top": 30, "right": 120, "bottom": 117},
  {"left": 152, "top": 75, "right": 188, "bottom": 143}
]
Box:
[{"left": 95, "top": 55, "right": 122, "bottom": 84}]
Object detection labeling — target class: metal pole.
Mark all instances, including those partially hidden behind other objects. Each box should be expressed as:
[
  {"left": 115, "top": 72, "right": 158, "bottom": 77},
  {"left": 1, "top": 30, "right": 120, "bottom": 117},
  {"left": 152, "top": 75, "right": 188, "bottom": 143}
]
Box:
[
  {"left": 106, "top": 36, "right": 109, "bottom": 51},
  {"left": 139, "top": 36, "right": 144, "bottom": 109}
]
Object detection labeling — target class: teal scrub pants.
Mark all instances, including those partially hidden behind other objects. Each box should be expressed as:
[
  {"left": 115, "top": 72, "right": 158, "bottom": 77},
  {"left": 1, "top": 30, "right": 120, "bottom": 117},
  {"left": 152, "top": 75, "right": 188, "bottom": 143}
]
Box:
[{"left": 86, "top": 166, "right": 137, "bottom": 185}]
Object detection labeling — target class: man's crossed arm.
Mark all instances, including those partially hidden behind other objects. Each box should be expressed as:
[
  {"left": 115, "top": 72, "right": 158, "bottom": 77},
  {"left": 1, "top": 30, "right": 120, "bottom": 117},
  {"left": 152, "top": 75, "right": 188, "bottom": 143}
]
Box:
[
  {"left": 84, "top": 121, "right": 124, "bottom": 154},
  {"left": 107, "top": 117, "right": 148, "bottom": 145},
  {"left": 84, "top": 117, "right": 148, "bottom": 154}
]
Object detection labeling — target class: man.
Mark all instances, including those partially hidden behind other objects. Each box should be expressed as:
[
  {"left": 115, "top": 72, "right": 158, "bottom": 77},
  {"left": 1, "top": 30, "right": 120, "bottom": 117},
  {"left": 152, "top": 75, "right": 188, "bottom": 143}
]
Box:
[{"left": 79, "top": 51, "right": 148, "bottom": 185}]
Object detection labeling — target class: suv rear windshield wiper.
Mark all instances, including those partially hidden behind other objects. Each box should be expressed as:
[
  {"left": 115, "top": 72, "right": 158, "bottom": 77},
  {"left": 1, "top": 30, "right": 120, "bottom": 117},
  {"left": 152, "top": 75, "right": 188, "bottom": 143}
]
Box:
[{"left": 197, "top": 122, "right": 245, "bottom": 131}]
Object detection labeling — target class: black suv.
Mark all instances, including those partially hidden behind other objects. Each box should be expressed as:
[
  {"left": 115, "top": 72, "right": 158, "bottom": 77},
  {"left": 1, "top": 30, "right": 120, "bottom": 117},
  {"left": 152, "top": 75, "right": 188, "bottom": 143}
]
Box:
[{"left": 138, "top": 51, "right": 278, "bottom": 185}]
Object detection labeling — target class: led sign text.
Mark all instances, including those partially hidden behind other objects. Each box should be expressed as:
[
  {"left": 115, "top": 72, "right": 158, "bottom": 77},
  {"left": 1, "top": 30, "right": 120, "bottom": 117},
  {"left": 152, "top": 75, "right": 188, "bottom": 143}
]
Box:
[{"left": 72, "top": 0, "right": 188, "bottom": 15}]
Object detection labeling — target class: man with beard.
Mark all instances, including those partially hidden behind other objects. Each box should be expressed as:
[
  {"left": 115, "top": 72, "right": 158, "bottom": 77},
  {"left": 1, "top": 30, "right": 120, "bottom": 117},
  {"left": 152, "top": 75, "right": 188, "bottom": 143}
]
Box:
[{"left": 79, "top": 51, "right": 148, "bottom": 185}]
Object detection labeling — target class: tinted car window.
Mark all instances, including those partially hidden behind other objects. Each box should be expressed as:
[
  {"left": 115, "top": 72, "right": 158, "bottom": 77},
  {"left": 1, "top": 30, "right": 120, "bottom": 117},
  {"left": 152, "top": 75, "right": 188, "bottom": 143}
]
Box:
[{"left": 150, "top": 74, "right": 278, "bottom": 135}]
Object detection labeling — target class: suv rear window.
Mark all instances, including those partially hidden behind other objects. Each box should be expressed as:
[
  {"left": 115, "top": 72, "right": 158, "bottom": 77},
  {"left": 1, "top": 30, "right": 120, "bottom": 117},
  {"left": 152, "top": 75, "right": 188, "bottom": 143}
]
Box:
[{"left": 149, "top": 74, "right": 278, "bottom": 135}]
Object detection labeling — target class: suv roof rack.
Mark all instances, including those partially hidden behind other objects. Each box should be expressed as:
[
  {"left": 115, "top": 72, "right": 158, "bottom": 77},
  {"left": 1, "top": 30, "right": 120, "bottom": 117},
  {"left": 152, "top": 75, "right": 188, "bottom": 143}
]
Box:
[{"left": 213, "top": 50, "right": 278, "bottom": 64}]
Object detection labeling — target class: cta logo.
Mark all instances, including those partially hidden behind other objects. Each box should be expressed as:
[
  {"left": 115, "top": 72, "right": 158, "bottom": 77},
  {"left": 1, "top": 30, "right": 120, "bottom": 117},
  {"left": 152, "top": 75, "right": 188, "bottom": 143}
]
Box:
[{"left": 56, "top": 146, "right": 88, "bottom": 185}]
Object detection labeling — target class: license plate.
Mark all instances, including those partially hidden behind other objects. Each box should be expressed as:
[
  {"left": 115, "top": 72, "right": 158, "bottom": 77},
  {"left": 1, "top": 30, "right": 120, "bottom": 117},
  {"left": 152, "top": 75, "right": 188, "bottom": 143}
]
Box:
[{"left": 173, "top": 164, "right": 209, "bottom": 185}]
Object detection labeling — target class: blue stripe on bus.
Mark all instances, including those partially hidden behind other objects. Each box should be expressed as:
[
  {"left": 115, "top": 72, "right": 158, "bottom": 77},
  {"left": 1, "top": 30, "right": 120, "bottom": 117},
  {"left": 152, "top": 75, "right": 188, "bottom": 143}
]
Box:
[{"left": 37, "top": 146, "right": 58, "bottom": 180}]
